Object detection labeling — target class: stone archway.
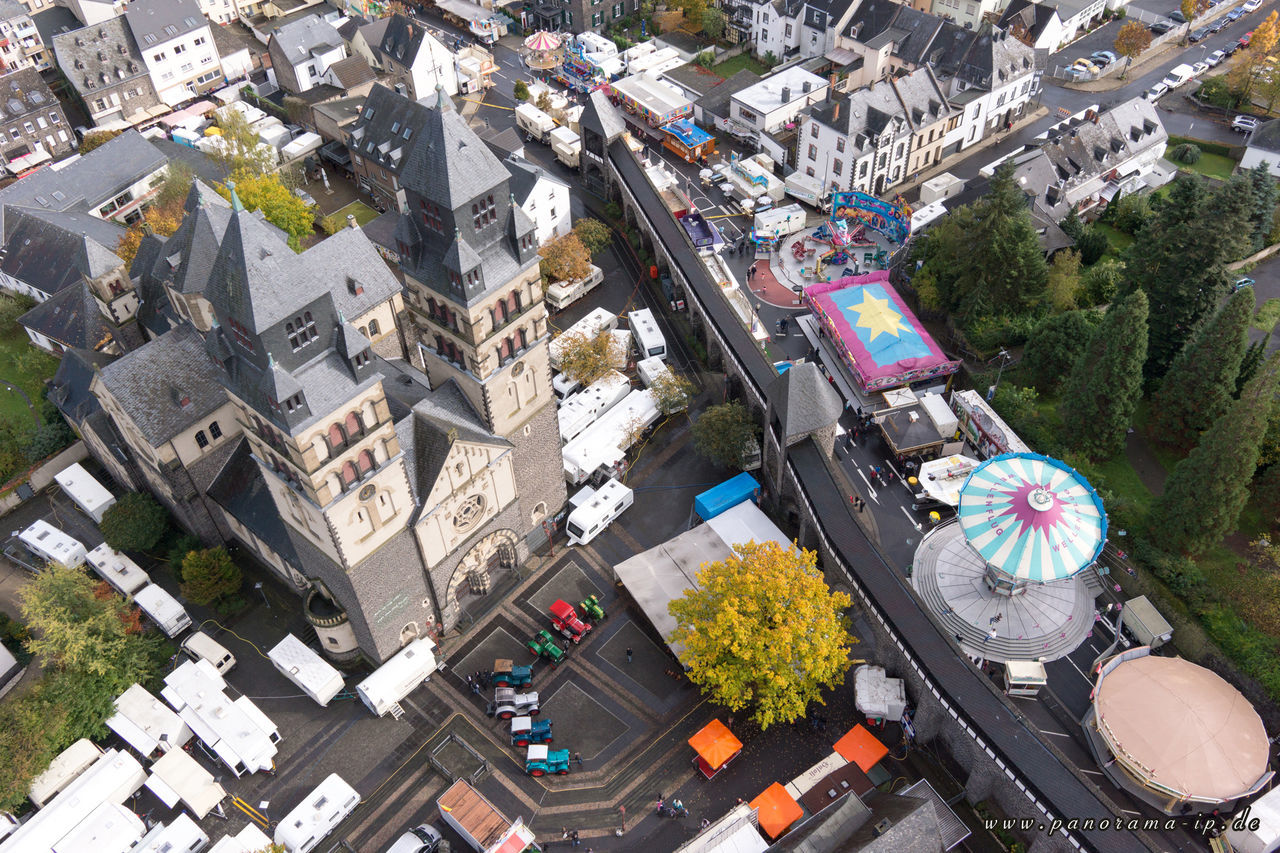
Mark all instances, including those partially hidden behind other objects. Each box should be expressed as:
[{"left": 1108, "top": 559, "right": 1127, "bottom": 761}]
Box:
[{"left": 442, "top": 528, "right": 520, "bottom": 626}]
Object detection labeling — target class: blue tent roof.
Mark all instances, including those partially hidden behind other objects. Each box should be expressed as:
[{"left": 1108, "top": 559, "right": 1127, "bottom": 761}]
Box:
[
  {"left": 695, "top": 473, "right": 761, "bottom": 520},
  {"left": 663, "top": 118, "right": 713, "bottom": 148}
]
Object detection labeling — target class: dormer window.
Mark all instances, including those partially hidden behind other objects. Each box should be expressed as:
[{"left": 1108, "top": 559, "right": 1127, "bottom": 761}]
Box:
[{"left": 353, "top": 351, "right": 371, "bottom": 369}]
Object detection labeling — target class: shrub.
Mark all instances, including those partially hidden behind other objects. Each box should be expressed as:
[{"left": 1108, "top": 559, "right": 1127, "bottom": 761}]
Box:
[
  {"left": 1174, "top": 143, "right": 1202, "bottom": 164},
  {"left": 100, "top": 492, "right": 169, "bottom": 553},
  {"left": 695, "top": 50, "right": 714, "bottom": 67},
  {"left": 1075, "top": 227, "right": 1110, "bottom": 265},
  {"left": 989, "top": 384, "right": 1062, "bottom": 455},
  {"left": 180, "top": 547, "right": 243, "bottom": 607},
  {"left": 1109, "top": 194, "right": 1152, "bottom": 235},
  {"left": 961, "top": 313, "right": 1042, "bottom": 356},
  {"left": 1081, "top": 259, "right": 1124, "bottom": 306},
  {"left": 513, "top": 80, "right": 529, "bottom": 101}
]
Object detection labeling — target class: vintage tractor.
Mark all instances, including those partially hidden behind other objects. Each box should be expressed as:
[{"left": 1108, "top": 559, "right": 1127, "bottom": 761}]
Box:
[
  {"left": 491, "top": 658, "right": 534, "bottom": 689},
  {"left": 528, "top": 629, "right": 566, "bottom": 664},
  {"left": 525, "top": 744, "right": 571, "bottom": 776},
  {"left": 578, "top": 594, "right": 606, "bottom": 623},
  {"left": 549, "top": 599, "right": 592, "bottom": 644},
  {"left": 486, "top": 687, "right": 541, "bottom": 720},
  {"left": 511, "top": 716, "right": 554, "bottom": 746}
]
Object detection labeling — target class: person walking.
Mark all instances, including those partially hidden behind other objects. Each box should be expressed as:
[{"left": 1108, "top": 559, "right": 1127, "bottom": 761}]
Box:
[
  {"left": 571, "top": 829, "right": 580, "bottom": 847},
  {"left": 626, "top": 646, "right": 633, "bottom": 663},
  {"left": 574, "top": 751, "right": 583, "bottom": 767}
]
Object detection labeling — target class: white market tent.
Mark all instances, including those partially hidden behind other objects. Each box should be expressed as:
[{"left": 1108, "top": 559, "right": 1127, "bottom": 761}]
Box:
[
  {"left": 145, "top": 747, "right": 227, "bottom": 819},
  {"left": 613, "top": 500, "right": 791, "bottom": 663},
  {"left": 107, "top": 684, "right": 193, "bottom": 758}
]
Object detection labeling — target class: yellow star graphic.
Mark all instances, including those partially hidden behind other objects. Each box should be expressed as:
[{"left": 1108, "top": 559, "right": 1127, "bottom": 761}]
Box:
[{"left": 850, "top": 290, "right": 906, "bottom": 342}]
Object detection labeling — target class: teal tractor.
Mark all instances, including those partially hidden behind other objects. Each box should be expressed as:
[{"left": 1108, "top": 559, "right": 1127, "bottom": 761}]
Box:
[
  {"left": 491, "top": 658, "right": 533, "bottom": 688},
  {"left": 579, "top": 594, "right": 606, "bottom": 623},
  {"left": 511, "top": 716, "right": 554, "bottom": 746},
  {"left": 525, "top": 744, "right": 571, "bottom": 776},
  {"left": 528, "top": 629, "right": 566, "bottom": 665}
]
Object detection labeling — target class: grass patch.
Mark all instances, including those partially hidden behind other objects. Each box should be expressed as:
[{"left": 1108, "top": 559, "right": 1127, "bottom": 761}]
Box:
[
  {"left": 1256, "top": 297, "right": 1280, "bottom": 332},
  {"left": 711, "top": 53, "right": 771, "bottom": 77},
  {"left": 1091, "top": 222, "right": 1134, "bottom": 259},
  {"left": 333, "top": 201, "right": 381, "bottom": 227},
  {"left": 1176, "top": 151, "right": 1237, "bottom": 180},
  {"left": 1093, "top": 454, "right": 1156, "bottom": 508},
  {"left": 0, "top": 299, "right": 54, "bottom": 424}
]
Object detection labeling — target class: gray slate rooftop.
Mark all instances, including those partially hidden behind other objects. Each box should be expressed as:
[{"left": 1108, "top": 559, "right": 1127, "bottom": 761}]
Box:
[
  {"left": 18, "top": 281, "right": 116, "bottom": 351},
  {"left": 768, "top": 361, "right": 842, "bottom": 440},
  {"left": 125, "top": 0, "right": 206, "bottom": 49},
  {"left": 53, "top": 17, "right": 149, "bottom": 100},
  {"left": 1, "top": 207, "right": 125, "bottom": 297},
  {"left": 271, "top": 15, "right": 344, "bottom": 64}
]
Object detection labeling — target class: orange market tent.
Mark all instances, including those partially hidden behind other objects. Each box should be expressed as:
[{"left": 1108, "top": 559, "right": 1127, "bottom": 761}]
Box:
[
  {"left": 750, "top": 782, "right": 803, "bottom": 839},
  {"left": 689, "top": 719, "right": 743, "bottom": 779},
  {"left": 833, "top": 724, "right": 889, "bottom": 772}
]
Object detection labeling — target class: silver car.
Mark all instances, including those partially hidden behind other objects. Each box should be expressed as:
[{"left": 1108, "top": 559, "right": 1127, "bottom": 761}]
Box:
[{"left": 385, "top": 824, "right": 444, "bottom": 853}]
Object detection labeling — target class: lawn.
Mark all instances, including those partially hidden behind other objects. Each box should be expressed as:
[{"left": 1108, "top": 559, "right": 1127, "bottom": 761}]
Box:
[
  {"left": 0, "top": 298, "right": 54, "bottom": 424},
  {"left": 712, "top": 53, "right": 771, "bottom": 78},
  {"left": 1091, "top": 222, "right": 1133, "bottom": 259},
  {"left": 1166, "top": 134, "right": 1240, "bottom": 181},
  {"left": 332, "top": 201, "right": 381, "bottom": 227}
]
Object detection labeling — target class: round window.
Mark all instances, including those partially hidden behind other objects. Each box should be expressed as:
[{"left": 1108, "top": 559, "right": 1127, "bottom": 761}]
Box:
[
  {"left": 359, "top": 483, "right": 377, "bottom": 501},
  {"left": 452, "top": 494, "right": 487, "bottom": 532},
  {"left": 512, "top": 361, "right": 525, "bottom": 377}
]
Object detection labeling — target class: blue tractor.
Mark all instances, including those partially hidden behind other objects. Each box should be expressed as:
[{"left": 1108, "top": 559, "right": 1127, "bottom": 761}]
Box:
[{"left": 511, "top": 716, "right": 553, "bottom": 746}]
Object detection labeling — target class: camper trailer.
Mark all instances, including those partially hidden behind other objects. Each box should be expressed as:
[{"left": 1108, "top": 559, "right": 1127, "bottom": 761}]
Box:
[
  {"left": 273, "top": 774, "right": 359, "bottom": 853},
  {"left": 17, "top": 520, "right": 87, "bottom": 569},
  {"left": 783, "top": 171, "right": 829, "bottom": 211},
  {"left": 514, "top": 103, "right": 556, "bottom": 143},
  {"left": 106, "top": 684, "right": 193, "bottom": 758},
  {"left": 557, "top": 370, "right": 631, "bottom": 444},
  {"left": 268, "top": 634, "right": 345, "bottom": 707},
  {"left": 628, "top": 308, "right": 666, "bottom": 360},
  {"left": 51, "top": 802, "right": 145, "bottom": 853},
  {"left": 86, "top": 543, "right": 150, "bottom": 597},
  {"left": 562, "top": 389, "right": 660, "bottom": 485},
  {"left": 53, "top": 463, "right": 115, "bottom": 523},
  {"left": 207, "top": 825, "right": 273, "bottom": 853},
  {"left": 1, "top": 750, "right": 146, "bottom": 853},
  {"left": 549, "top": 308, "right": 618, "bottom": 370},
  {"left": 28, "top": 739, "right": 104, "bottom": 808},
  {"left": 134, "top": 584, "right": 192, "bottom": 639},
  {"left": 355, "top": 638, "right": 438, "bottom": 718},
  {"left": 544, "top": 264, "right": 604, "bottom": 311},
  {"left": 565, "top": 478, "right": 634, "bottom": 546},
  {"left": 161, "top": 660, "right": 279, "bottom": 777},
  {"left": 549, "top": 126, "right": 581, "bottom": 168},
  {"left": 134, "top": 814, "right": 209, "bottom": 853}
]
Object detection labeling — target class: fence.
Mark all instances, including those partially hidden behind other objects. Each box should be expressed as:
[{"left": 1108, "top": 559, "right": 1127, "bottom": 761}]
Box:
[
  {"left": 0, "top": 440, "right": 88, "bottom": 518},
  {"left": 1046, "top": 22, "right": 1189, "bottom": 81}
]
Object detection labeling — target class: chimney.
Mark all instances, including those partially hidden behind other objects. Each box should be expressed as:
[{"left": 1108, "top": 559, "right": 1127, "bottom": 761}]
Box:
[
  {"left": 802, "top": 80, "right": 811, "bottom": 93},
  {"left": 833, "top": 101, "right": 840, "bottom": 121},
  {"left": 347, "top": 214, "right": 358, "bottom": 229},
  {"left": 781, "top": 85, "right": 791, "bottom": 103}
]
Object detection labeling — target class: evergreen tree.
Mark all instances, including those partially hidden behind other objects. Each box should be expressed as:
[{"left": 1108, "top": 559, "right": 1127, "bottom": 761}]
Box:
[
  {"left": 1248, "top": 163, "right": 1278, "bottom": 253},
  {"left": 1060, "top": 205, "right": 1085, "bottom": 241},
  {"left": 1021, "top": 309, "right": 1101, "bottom": 391},
  {"left": 911, "top": 163, "right": 1047, "bottom": 322},
  {"left": 1148, "top": 288, "right": 1253, "bottom": 451},
  {"left": 1123, "top": 175, "right": 1249, "bottom": 385},
  {"left": 1238, "top": 339, "right": 1267, "bottom": 397},
  {"left": 1147, "top": 355, "right": 1280, "bottom": 555},
  {"left": 1061, "top": 290, "right": 1149, "bottom": 460}
]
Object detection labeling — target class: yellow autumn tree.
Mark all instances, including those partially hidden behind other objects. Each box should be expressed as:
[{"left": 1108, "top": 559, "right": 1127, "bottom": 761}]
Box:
[
  {"left": 539, "top": 231, "right": 593, "bottom": 284},
  {"left": 1253, "top": 9, "right": 1280, "bottom": 57},
  {"left": 556, "top": 329, "right": 624, "bottom": 385},
  {"left": 669, "top": 540, "right": 854, "bottom": 730}
]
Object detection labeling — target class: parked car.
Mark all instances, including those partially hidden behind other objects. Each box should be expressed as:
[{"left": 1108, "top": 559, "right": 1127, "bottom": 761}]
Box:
[
  {"left": 1190, "top": 27, "right": 1212, "bottom": 41},
  {"left": 1244, "top": 0, "right": 1263, "bottom": 12},
  {"left": 1240, "top": 30, "right": 1253, "bottom": 48},
  {"left": 1210, "top": 16, "right": 1230, "bottom": 32},
  {"left": 1170, "top": 9, "right": 1188, "bottom": 22},
  {"left": 1072, "top": 57, "right": 1101, "bottom": 74},
  {"left": 1233, "top": 115, "right": 1261, "bottom": 132},
  {"left": 1207, "top": 49, "right": 1227, "bottom": 65},
  {"left": 385, "top": 825, "right": 444, "bottom": 853},
  {"left": 1225, "top": 40, "right": 1242, "bottom": 55},
  {"left": 1151, "top": 19, "right": 1176, "bottom": 33},
  {"left": 1234, "top": 277, "right": 1256, "bottom": 291},
  {"left": 1228, "top": 7, "right": 1245, "bottom": 20},
  {"left": 1145, "top": 82, "right": 1170, "bottom": 101},
  {"left": 1091, "top": 50, "right": 1117, "bottom": 67},
  {"left": 1192, "top": 61, "right": 1211, "bottom": 75}
]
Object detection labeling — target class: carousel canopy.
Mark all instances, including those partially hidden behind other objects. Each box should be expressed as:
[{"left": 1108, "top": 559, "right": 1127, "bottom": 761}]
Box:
[
  {"left": 524, "top": 30, "right": 562, "bottom": 51},
  {"left": 956, "top": 452, "right": 1106, "bottom": 583}
]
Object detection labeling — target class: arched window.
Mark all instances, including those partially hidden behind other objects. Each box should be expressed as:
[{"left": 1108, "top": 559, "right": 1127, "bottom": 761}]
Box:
[
  {"left": 517, "top": 328, "right": 528, "bottom": 351},
  {"left": 341, "top": 461, "right": 358, "bottom": 486},
  {"left": 368, "top": 319, "right": 380, "bottom": 337},
  {"left": 509, "top": 291, "right": 521, "bottom": 314},
  {"left": 328, "top": 423, "right": 346, "bottom": 450},
  {"left": 195, "top": 430, "right": 208, "bottom": 449},
  {"left": 345, "top": 411, "right": 362, "bottom": 438},
  {"left": 358, "top": 450, "right": 375, "bottom": 474}
]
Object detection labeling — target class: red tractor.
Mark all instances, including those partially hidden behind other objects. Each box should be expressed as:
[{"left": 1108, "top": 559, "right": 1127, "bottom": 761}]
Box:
[{"left": 549, "top": 599, "right": 592, "bottom": 644}]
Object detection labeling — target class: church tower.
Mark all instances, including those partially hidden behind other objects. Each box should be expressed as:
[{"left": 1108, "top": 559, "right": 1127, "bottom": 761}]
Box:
[{"left": 394, "top": 88, "right": 567, "bottom": 536}]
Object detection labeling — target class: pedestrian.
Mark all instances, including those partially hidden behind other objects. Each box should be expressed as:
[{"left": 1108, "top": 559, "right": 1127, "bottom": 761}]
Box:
[
  {"left": 985, "top": 627, "right": 997, "bottom": 643},
  {"left": 989, "top": 615, "right": 998, "bottom": 627},
  {"left": 465, "top": 674, "right": 474, "bottom": 689},
  {"left": 571, "top": 829, "right": 580, "bottom": 847},
  {"left": 562, "top": 828, "right": 569, "bottom": 841},
  {"left": 472, "top": 681, "right": 481, "bottom": 695},
  {"left": 656, "top": 797, "right": 665, "bottom": 815},
  {"left": 994, "top": 612, "right": 1003, "bottom": 624},
  {"left": 574, "top": 751, "right": 583, "bottom": 766},
  {"left": 626, "top": 646, "right": 633, "bottom": 663}
]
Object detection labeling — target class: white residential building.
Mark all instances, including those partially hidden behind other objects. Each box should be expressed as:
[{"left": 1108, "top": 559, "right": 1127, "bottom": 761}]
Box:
[
  {"left": 266, "top": 15, "right": 348, "bottom": 95},
  {"left": 378, "top": 13, "right": 459, "bottom": 101},
  {"left": 750, "top": 0, "right": 859, "bottom": 61},
  {"left": 506, "top": 154, "right": 570, "bottom": 245},
  {"left": 0, "top": 0, "right": 48, "bottom": 72},
  {"left": 194, "top": 0, "right": 238, "bottom": 26},
  {"left": 729, "top": 65, "right": 828, "bottom": 141},
  {"left": 126, "top": 0, "right": 223, "bottom": 107},
  {"left": 62, "top": 0, "right": 127, "bottom": 26}
]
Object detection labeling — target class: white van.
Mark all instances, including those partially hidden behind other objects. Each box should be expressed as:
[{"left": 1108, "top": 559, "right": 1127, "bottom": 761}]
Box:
[
  {"left": 274, "top": 774, "right": 360, "bottom": 853},
  {"left": 134, "top": 584, "right": 192, "bottom": 639},
  {"left": 565, "top": 478, "right": 634, "bottom": 546},
  {"left": 181, "top": 631, "right": 237, "bottom": 675},
  {"left": 1162, "top": 63, "right": 1194, "bottom": 88}
]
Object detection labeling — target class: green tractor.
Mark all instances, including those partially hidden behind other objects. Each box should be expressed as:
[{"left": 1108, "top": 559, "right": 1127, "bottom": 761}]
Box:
[
  {"left": 525, "top": 744, "right": 571, "bottom": 776},
  {"left": 491, "top": 658, "right": 534, "bottom": 688},
  {"left": 528, "top": 629, "right": 566, "bottom": 665},
  {"left": 579, "top": 594, "right": 606, "bottom": 623}
]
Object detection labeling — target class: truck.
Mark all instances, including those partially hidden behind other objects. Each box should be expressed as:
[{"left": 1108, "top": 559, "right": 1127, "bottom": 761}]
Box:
[
  {"left": 436, "top": 780, "right": 539, "bottom": 853},
  {"left": 514, "top": 103, "right": 556, "bottom": 143},
  {"left": 1226, "top": 785, "right": 1280, "bottom": 853},
  {"left": 53, "top": 463, "right": 115, "bottom": 523},
  {"left": 754, "top": 203, "right": 807, "bottom": 241},
  {"left": 1122, "top": 595, "right": 1173, "bottom": 649},
  {"left": 549, "top": 125, "right": 581, "bottom": 168},
  {"left": 545, "top": 263, "right": 604, "bottom": 311},
  {"left": 783, "top": 171, "right": 830, "bottom": 211}
]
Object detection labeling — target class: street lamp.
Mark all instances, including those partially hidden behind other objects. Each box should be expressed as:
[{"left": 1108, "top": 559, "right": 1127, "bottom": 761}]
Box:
[{"left": 987, "top": 348, "right": 1012, "bottom": 401}]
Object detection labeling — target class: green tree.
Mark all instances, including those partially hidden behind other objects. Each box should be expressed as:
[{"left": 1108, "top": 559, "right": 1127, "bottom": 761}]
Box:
[
  {"left": 572, "top": 218, "right": 611, "bottom": 255},
  {"left": 79, "top": 129, "right": 122, "bottom": 153},
  {"left": 1239, "top": 339, "right": 1267, "bottom": 396},
  {"left": 1021, "top": 309, "right": 1101, "bottom": 391},
  {"left": 911, "top": 163, "right": 1047, "bottom": 323},
  {"left": 217, "top": 171, "right": 315, "bottom": 252},
  {"left": 100, "top": 492, "right": 169, "bottom": 552},
  {"left": 990, "top": 384, "right": 1061, "bottom": 453},
  {"left": 1180, "top": 0, "right": 1207, "bottom": 22},
  {"left": 180, "top": 547, "right": 243, "bottom": 606},
  {"left": 1081, "top": 257, "right": 1123, "bottom": 306},
  {"left": 20, "top": 563, "right": 140, "bottom": 676},
  {"left": 1148, "top": 355, "right": 1280, "bottom": 554},
  {"left": 513, "top": 80, "right": 530, "bottom": 101},
  {"left": 1148, "top": 288, "right": 1253, "bottom": 451},
  {"left": 1248, "top": 163, "right": 1278, "bottom": 254},
  {"left": 691, "top": 402, "right": 759, "bottom": 469},
  {"left": 1123, "top": 174, "right": 1249, "bottom": 384},
  {"left": 701, "top": 8, "right": 724, "bottom": 39},
  {"left": 1045, "top": 249, "right": 1081, "bottom": 312},
  {"left": 210, "top": 109, "right": 277, "bottom": 176},
  {"left": 668, "top": 540, "right": 852, "bottom": 730},
  {"left": 695, "top": 50, "right": 715, "bottom": 67},
  {"left": 1075, "top": 227, "right": 1110, "bottom": 265},
  {"left": 1062, "top": 290, "right": 1149, "bottom": 459},
  {"left": 1253, "top": 462, "right": 1280, "bottom": 530},
  {"left": 0, "top": 688, "right": 66, "bottom": 811},
  {"left": 1059, "top": 206, "right": 1085, "bottom": 241}
]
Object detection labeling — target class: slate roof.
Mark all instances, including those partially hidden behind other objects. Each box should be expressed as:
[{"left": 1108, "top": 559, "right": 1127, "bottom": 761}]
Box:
[
  {"left": 807, "top": 78, "right": 911, "bottom": 151},
  {"left": 0, "top": 68, "right": 61, "bottom": 128},
  {"left": 579, "top": 88, "right": 627, "bottom": 144},
  {"left": 48, "top": 346, "right": 115, "bottom": 426},
  {"left": 1, "top": 207, "right": 125, "bottom": 297},
  {"left": 660, "top": 63, "right": 724, "bottom": 98},
  {"left": 53, "top": 17, "right": 148, "bottom": 101},
  {"left": 328, "top": 55, "right": 374, "bottom": 90},
  {"left": 1249, "top": 118, "right": 1280, "bottom": 156},
  {"left": 846, "top": 0, "right": 946, "bottom": 66},
  {"left": 346, "top": 83, "right": 435, "bottom": 177},
  {"left": 478, "top": 125, "right": 524, "bottom": 160},
  {"left": 398, "top": 87, "right": 505, "bottom": 210},
  {"left": 0, "top": 130, "right": 167, "bottom": 235},
  {"left": 504, "top": 154, "right": 567, "bottom": 206},
  {"left": 97, "top": 324, "right": 226, "bottom": 446},
  {"left": 18, "top": 281, "right": 116, "bottom": 351},
  {"left": 125, "top": 0, "right": 206, "bottom": 49},
  {"left": 0, "top": 0, "right": 25, "bottom": 22},
  {"left": 888, "top": 65, "right": 951, "bottom": 130},
  {"left": 130, "top": 232, "right": 174, "bottom": 338},
  {"left": 206, "top": 438, "right": 302, "bottom": 566},
  {"left": 271, "top": 15, "right": 343, "bottom": 66},
  {"left": 356, "top": 17, "right": 391, "bottom": 54},
  {"left": 31, "top": 5, "right": 81, "bottom": 49},
  {"left": 378, "top": 12, "right": 426, "bottom": 68},
  {"left": 402, "top": 374, "right": 506, "bottom": 507},
  {"left": 997, "top": 0, "right": 1060, "bottom": 41},
  {"left": 696, "top": 69, "right": 763, "bottom": 119},
  {"left": 767, "top": 361, "right": 842, "bottom": 440}
]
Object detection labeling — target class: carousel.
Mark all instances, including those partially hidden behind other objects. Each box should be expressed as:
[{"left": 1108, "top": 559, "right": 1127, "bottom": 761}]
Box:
[
  {"left": 522, "top": 30, "right": 564, "bottom": 72},
  {"left": 911, "top": 453, "right": 1107, "bottom": 662}
]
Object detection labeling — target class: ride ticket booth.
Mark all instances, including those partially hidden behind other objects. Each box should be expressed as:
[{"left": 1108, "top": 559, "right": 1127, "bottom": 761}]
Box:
[
  {"left": 1003, "top": 660, "right": 1048, "bottom": 698},
  {"left": 689, "top": 719, "right": 743, "bottom": 779}
]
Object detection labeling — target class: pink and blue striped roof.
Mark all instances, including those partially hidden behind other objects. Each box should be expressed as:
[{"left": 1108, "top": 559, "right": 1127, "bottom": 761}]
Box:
[{"left": 957, "top": 453, "right": 1107, "bottom": 583}]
